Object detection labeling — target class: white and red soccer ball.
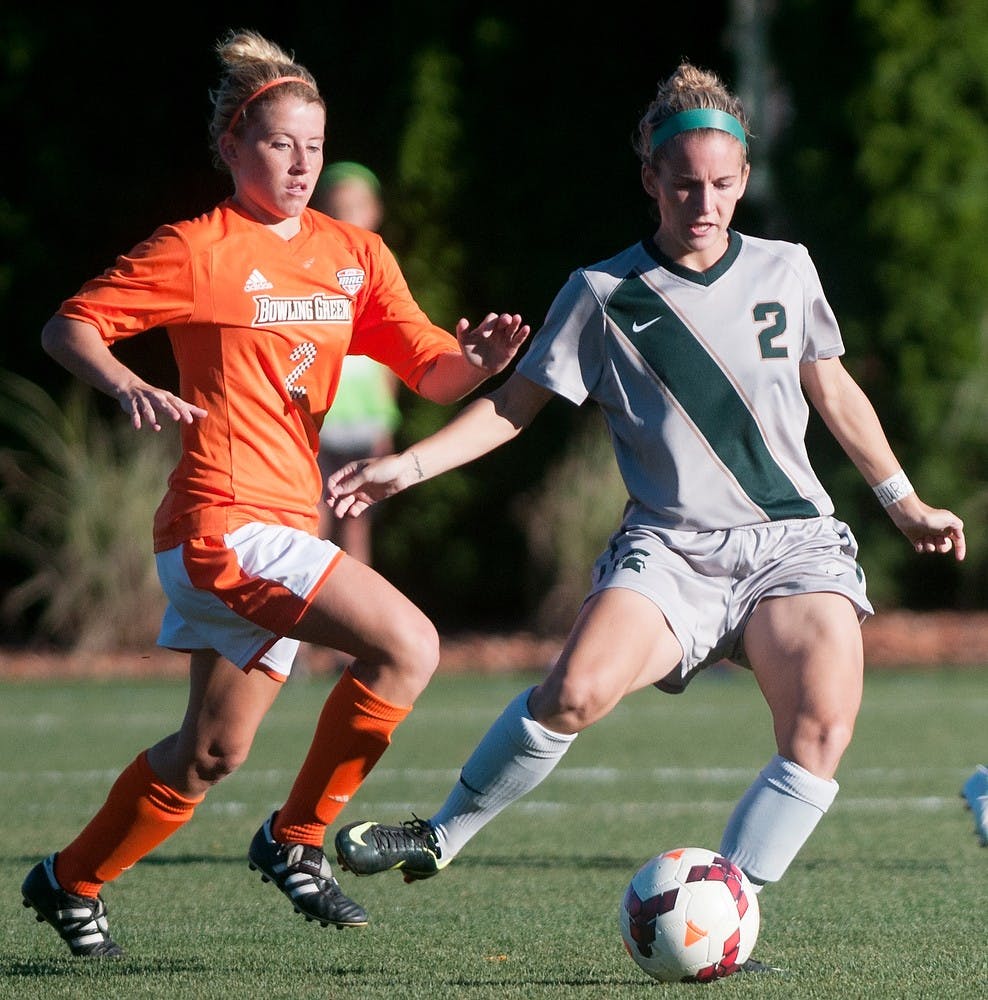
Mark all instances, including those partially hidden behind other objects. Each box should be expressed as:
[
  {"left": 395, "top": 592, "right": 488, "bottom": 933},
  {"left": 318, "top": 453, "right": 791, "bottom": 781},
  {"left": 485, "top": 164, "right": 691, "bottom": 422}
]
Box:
[{"left": 619, "top": 847, "right": 760, "bottom": 983}]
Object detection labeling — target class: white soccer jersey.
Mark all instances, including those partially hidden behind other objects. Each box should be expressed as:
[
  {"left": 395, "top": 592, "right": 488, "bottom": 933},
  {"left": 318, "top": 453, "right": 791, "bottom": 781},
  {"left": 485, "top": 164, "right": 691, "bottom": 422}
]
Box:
[{"left": 516, "top": 231, "right": 844, "bottom": 530}]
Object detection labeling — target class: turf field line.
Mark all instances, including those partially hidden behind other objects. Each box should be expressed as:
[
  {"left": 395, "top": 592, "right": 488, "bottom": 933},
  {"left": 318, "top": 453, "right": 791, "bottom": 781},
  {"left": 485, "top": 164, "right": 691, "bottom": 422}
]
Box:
[
  {"left": 178, "top": 794, "right": 963, "bottom": 816},
  {"left": 0, "top": 765, "right": 971, "bottom": 783}
]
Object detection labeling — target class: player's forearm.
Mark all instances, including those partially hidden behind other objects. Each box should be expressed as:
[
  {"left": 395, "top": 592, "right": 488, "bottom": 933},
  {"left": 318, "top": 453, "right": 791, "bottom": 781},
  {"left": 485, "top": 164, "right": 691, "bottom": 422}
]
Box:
[
  {"left": 825, "top": 398, "right": 901, "bottom": 484},
  {"left": 804, "top": 358, "right": 903, "bottom": 485},
  {"left": 415, "top": 351, "right": 490, "bottom": 405},
  {"left": 41, "top": 316, "right": 138, "bottom": 401},
  {"left": 396, "top": 395, "right": 525, "bottom": 487}
]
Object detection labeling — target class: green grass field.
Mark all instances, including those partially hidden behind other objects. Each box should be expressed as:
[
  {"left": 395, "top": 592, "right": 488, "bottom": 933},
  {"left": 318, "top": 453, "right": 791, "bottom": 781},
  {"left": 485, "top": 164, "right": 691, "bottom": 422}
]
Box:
[{"left": 1, "top": 667, "right": 985, "bottom": 999}]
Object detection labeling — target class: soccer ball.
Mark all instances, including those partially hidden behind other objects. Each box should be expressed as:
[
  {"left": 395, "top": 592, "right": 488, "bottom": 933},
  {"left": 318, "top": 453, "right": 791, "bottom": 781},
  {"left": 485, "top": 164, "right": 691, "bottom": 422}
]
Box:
[{"left": 619, "top": 847, "right": 760, "bottom": 983}]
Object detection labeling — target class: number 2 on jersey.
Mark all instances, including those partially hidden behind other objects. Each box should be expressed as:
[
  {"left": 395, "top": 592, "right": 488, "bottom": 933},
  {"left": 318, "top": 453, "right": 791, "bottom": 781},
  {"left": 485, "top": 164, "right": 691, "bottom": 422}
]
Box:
[{"left": 753, "top": 302, "right": 787, "bottom": 359}]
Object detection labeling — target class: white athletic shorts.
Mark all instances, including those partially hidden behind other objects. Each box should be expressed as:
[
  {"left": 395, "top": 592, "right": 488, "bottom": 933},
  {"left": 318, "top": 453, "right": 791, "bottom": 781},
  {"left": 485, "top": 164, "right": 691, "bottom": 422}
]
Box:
[
  {"left": 155, "top": 523, "right": 343, "bottom": 680},
  {"left": 587, "top": 515, "right": 873, "bottom": 694}
]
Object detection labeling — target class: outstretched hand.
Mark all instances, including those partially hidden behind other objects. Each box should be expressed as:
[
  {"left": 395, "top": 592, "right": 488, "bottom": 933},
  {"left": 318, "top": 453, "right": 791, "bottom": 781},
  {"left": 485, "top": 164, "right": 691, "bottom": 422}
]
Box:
[
  {"left": 118, "top": 381, "right": 208, "bottom": 432},
  {"left": 326, "top": 452, "right": 417, "bottom": 520},
  {"left": 455, "top": 313, "right": 530, "bottom": 374},
  {"left": 890, "top": 501, "right": 966, "bottom": 561}
]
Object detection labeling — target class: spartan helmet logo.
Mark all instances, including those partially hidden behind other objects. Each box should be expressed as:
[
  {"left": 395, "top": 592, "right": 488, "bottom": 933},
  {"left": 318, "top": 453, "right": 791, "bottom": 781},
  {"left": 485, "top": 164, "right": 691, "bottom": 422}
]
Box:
[{"left": 619, "top": 548, "right": 650, "bottom": 573}]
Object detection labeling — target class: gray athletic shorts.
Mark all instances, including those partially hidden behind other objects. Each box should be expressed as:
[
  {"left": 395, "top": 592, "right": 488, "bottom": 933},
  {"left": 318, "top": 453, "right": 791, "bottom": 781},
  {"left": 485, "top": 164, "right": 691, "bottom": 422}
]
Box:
[{"left": 587, "top": 515, "right": 873, "bottom": 694}]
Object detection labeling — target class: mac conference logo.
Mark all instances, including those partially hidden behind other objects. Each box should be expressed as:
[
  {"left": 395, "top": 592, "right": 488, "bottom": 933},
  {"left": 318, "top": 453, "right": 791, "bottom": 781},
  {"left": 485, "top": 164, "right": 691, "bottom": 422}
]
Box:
[{"left": 336, "top": 267, "right": 366, "bottom": 295}]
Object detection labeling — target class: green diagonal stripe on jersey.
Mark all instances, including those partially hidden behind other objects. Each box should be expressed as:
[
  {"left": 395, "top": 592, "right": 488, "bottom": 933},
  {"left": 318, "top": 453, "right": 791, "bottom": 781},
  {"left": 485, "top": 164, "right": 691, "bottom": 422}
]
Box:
[{"left": 609, "top": 274, "right": 819, "bottom": 520}]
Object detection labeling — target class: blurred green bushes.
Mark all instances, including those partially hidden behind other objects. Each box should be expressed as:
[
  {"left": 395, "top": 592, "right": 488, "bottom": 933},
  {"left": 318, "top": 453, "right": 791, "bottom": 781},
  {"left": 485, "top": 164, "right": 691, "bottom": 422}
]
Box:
[{"left": 1, "top": 4, "right": 985, "bottom": 650}]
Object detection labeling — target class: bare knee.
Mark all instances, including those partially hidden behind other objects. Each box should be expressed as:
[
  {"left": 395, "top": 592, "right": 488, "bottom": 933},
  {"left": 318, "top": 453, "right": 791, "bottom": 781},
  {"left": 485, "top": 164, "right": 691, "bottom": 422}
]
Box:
[
  {"left": 383, "top": 614, "right": 439, "bottom": 685},
  {"left": 530, "top": 676, "right": 615, "bottom": 733},
  {"left": 148, "top": 733, "right": 252, "bottom": 795},
  {"left": 785, "top": 715, "right": 856, "bottom": 779},
  {"left": 193, "top": 739, "right": 251, "bottom": 785},
  {"left": 351, "top": 613, "right": 440, "bottom": 704},
  {"left": 404, "top": 615, "right": 441, "bottom": 677}
]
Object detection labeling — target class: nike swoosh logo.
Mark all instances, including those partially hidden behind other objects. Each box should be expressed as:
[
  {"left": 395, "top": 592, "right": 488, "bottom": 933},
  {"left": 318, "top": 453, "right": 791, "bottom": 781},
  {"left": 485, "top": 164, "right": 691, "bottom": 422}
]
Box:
[
  {"left": 343, "top": 821, "right": 376, "bottom": 846},
  {"left": 631, "top": 316, "right": 663, "bottom": 332}
]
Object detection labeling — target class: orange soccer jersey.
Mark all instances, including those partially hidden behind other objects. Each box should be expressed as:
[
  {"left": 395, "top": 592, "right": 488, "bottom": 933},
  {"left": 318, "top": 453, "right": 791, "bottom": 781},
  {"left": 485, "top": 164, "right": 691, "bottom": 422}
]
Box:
[{"left": 58, "top": 199, "right": 459, "bottom": 551}]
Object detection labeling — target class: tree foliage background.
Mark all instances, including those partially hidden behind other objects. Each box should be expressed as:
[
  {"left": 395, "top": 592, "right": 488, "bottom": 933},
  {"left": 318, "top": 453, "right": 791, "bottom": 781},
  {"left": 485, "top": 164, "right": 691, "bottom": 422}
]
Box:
[{"left": 1, "top": 1, "right": 986, "bottom": 648}]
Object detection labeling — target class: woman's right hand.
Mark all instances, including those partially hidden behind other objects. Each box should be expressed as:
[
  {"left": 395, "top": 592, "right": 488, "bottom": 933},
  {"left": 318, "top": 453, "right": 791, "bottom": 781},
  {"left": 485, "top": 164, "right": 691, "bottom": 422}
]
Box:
[
  {"left": 326, "top": 451, "right": 421, "bottom": 518},
  {"left": 42, "top": 315, "right": 207, "bottom": 432},
  {"left": 117, "top": 379, "right": 208, "bottom": 432}
]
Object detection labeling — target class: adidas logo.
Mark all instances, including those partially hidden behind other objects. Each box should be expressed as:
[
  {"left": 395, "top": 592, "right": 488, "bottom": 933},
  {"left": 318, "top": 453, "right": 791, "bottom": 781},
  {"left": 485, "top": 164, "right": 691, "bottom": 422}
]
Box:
[{"left": 244, "top": 269, "right": 273, "bottom": 292}]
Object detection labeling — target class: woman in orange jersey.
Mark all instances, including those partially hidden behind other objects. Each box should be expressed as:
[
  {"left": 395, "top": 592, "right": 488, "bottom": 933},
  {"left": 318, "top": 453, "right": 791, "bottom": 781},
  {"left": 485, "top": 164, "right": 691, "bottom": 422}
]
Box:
[{"left": 21, "top": 28, "right": 529, "bottom": 959}]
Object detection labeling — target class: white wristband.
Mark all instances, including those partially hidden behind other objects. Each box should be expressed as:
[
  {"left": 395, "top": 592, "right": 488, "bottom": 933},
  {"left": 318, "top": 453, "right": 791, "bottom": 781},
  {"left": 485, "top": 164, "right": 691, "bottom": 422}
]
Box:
[{"left": 872, "top": 470, "right": 914, "bottom": 508}]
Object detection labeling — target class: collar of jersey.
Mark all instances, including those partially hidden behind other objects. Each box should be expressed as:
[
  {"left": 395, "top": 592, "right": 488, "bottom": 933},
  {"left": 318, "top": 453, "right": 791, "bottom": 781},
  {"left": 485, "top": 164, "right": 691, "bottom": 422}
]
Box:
[{"left": 642, "top": 229, "right": 742, "bottom": 286}]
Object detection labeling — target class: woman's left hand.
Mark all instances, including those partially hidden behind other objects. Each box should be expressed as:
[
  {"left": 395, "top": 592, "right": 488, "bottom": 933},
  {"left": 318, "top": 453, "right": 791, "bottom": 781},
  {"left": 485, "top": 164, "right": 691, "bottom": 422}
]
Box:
[{"left": 889, "top": 500, "right": 966, "bottom": 560}]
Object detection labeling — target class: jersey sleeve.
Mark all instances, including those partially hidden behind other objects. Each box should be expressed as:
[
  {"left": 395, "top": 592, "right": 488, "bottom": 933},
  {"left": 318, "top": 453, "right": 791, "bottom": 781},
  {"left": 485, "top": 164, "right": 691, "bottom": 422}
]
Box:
[
  {"left": 515, "top": 269, "right": 603, "bottom": 405},
  {"left": 57, "top": 226, "right": 195, "bottom": 344},
  {"left": 795, "top": 244, "right": 844, "bottom": 363},
  {"left": 347, "top": 241, "right": 459, "bottom": 390}
]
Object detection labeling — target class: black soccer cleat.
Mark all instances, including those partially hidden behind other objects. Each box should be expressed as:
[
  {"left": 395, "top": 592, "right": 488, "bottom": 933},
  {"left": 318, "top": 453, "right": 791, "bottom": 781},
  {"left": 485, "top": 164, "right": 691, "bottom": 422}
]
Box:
[
  {"left": 335, "top": 816, "right": 447, "bottom": 883},
  {"left": 248, "top": 813, "right": 368, "bottom": 928},
  {"left": 21, "top": 854, "right": 124, "bottom": 958},
  {"left": 738, "top": 957, "right": 787, "bottom": 975}
]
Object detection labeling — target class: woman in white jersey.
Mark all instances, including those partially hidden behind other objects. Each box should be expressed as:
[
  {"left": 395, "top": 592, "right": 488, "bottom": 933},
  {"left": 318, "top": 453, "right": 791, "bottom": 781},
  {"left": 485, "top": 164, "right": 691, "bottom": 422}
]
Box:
[{"left": 325, "top": 63, "right": 965, "bottom": 973}]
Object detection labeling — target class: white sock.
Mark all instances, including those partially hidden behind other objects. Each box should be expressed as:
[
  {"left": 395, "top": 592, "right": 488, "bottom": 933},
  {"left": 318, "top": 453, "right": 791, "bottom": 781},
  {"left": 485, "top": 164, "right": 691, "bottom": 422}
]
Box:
[
  {"left": 430, "top": 687, "right": 576, "bottom": 860},
  {"left": 719, "top": 754, "right": 838, "bottom": 888}
]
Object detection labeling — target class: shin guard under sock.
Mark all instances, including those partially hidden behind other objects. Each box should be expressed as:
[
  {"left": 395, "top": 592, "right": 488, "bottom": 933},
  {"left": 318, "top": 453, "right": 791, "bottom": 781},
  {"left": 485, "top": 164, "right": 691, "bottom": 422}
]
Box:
[
  {"left": 274, "top": 667, "right": 410, "bottom": 846},
  {"left": 719, "top": 754, "right": 838, "bottom": 888},
  {"left": 55, "top": 750, "right": 202, "bottom": 897},
  {"left": 431, "top": 687, "right": 576, "bottom": 860}
]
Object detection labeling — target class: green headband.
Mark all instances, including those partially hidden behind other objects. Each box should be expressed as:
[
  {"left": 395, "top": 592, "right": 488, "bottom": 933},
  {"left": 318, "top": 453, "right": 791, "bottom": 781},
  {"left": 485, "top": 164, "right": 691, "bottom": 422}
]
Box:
[
  {"left": 649, "top": 108, "right": 747, "bottom": 153},
  {"left": 317, "top": 161, "right": 381, "bottom": 193}
]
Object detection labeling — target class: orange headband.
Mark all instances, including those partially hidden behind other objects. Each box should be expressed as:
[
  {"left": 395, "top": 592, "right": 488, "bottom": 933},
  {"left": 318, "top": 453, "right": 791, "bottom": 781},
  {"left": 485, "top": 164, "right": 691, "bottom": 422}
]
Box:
[{"left": 225, "top": 75, "right": 316, "bottom": 135}]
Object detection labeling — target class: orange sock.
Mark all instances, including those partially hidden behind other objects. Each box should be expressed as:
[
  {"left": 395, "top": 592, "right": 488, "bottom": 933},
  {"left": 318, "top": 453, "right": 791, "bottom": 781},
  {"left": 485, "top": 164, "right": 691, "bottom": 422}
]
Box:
[
  {"left": 55, "top": 751, "right": 203, "bottom": 897},
  {"left": 274, "top": 667, "right": 410, "bottom": 846}
]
